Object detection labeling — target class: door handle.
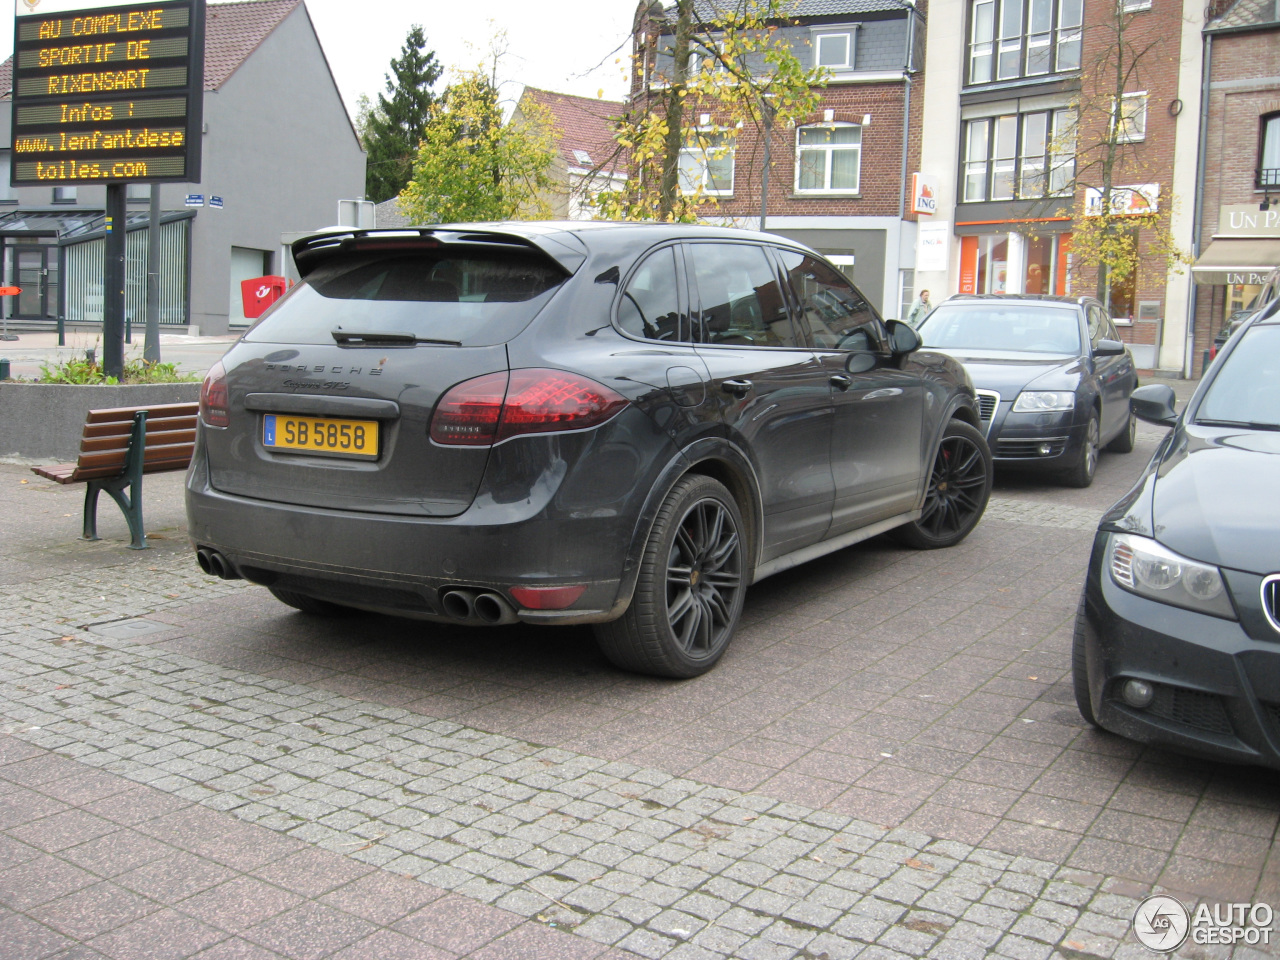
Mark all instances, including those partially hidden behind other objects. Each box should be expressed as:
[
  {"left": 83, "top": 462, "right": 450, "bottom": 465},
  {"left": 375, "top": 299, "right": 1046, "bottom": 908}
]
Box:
[
  {"left": 829, "top": 374, "right": 853, "bottom": 391},
  {"left": 721, "top": 378, "right": 753, "bottom": 397}
]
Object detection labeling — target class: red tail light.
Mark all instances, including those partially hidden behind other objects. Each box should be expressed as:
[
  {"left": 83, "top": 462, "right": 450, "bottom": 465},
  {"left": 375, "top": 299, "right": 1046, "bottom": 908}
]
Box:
[
  {"left": 200, "top": 360, "right": 230, "bottom": 427},
  {"left": 431, "top": 369, "right": 629, "bottom": 445}
]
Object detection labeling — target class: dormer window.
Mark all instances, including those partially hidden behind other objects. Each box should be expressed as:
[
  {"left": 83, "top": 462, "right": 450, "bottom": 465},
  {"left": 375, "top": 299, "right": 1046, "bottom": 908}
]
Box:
[{"left": 816, "top": 32, "right": 853, "bottom": 69}]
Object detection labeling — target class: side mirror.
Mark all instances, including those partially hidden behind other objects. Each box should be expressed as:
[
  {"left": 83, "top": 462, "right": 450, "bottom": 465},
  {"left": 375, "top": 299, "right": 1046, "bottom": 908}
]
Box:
[
  {"left": 885, "top": 319, "right": 922, "bottom": 356},
  {"left": 1094, "top": 338, "right": 1125, "bottom": 357},
  {"left": 1130, "top": 383, "right": 1178, "bottom": 427}
]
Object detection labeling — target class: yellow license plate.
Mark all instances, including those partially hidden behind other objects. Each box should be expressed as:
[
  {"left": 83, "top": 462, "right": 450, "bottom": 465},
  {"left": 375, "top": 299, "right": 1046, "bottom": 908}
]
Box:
[{"left": 263, "top": 414, "right": 379, "bottom": 459}]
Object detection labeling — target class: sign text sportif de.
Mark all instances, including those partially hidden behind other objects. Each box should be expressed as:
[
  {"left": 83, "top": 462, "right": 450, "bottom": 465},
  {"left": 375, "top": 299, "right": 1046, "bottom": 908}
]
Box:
[{"left": 10, "top": 0, "right": 206, "bottom": 185}]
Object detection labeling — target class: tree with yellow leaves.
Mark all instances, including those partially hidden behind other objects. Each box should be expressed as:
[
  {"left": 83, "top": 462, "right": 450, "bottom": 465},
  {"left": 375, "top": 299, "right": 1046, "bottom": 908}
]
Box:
[
  {"left": 597, "top": 0, "right": 826, "bottom": 222},
  {"left": 398, "top": 69, "right": 558, "bottom": 224}
]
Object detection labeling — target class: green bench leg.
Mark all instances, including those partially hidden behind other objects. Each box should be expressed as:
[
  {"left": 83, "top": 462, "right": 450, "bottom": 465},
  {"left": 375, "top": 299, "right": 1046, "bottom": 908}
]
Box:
[
  {"left": 81, "top": 483, "right": 102, "bottom": 541},
  {"left": 80, "top": 411, "right": 150, "bottom": 550}
]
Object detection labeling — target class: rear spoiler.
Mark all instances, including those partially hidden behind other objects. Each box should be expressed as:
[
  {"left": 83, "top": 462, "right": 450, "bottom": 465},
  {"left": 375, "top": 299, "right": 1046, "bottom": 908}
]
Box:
[{"left": 291, "top": 227, "right": 589, "bottom": 279}]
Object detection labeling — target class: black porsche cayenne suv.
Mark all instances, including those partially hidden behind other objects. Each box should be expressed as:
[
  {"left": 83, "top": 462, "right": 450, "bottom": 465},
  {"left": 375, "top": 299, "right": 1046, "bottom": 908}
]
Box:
[{"left": 187, "top": 222, "right": 991, "bottom": 677}]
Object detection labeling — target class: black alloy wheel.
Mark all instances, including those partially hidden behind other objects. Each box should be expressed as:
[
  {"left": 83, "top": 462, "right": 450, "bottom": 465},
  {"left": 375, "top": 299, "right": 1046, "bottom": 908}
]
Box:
[
  {"left": 595, "top": 475, "right": 746, "bottom": 678},
  {"left": 1071, "top": 594, "right": 1099, "bottom": 727},
  {"left": 1063, "top": 412, "right": 1100, "bottom": 488},
  {"left": 1107, "top": 409, "right": 1137, "bottom": 453},
  {"left": 894, "top": 419, "right": 992, "bottom": 549}
]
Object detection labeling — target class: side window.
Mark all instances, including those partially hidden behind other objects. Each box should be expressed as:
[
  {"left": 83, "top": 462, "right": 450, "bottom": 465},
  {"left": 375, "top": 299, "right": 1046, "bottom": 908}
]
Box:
[
  {"left": 689, "top": 243, "right": 797, "bottom": 347},
  {"left": 1086, "top": 305, "right": 1105, "bottom": 344},
  {"left": 617, "top": 247, "right": 684, "bottom": 342},
  {"left": 777, "top": 249, "right": 882, "bottom": 351}
]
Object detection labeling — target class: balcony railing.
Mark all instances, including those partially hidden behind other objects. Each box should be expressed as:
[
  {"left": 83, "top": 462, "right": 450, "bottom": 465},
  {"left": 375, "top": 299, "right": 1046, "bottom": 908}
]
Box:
[{"left": 1259, "top": 167, "right": 1280, "bottom": 189}]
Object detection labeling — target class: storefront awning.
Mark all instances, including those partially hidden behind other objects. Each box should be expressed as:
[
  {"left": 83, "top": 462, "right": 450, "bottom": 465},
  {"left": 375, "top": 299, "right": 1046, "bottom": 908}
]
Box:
[{"left": 1192, "top": 238, "right": 1280, "bottom": 285}]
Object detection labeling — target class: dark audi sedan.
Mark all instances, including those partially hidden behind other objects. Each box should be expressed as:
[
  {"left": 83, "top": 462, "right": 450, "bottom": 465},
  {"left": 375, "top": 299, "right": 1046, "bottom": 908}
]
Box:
[
  {"left": 187, "top": 223, "right": 991, "bottom": 677},
  {"left": 1073, "top": 298, "right": 1280, "bottom": 767},
  {"left": 917, "top": 294, "right": 1137, "bottom": 487}
]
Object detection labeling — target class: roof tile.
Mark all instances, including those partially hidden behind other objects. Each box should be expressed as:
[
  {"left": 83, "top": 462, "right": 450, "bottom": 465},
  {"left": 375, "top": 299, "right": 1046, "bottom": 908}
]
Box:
[{"left": 518, "top": 86, "right": 627, "bottom": 173}]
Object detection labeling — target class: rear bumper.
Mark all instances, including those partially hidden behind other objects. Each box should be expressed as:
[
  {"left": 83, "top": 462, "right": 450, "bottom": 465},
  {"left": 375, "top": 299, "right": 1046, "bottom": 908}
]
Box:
[{"left": 184, "top": 438, "right": 650, "bottom": 625}]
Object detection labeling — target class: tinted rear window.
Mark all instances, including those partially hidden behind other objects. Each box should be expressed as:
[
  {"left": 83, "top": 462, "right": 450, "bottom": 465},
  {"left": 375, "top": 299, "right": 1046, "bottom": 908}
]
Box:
[{"left": 245, "top": 249, "right": 566, "bottom": 346}]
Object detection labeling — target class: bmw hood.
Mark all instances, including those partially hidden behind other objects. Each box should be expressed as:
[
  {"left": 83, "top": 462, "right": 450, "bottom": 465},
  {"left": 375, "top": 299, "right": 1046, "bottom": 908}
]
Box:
[
  {"left": 932, "top": 350, "right": 1082, "bottom": 397},
  {"left": 1150, "top": 425, "right": 1280, "bottom": 573}
]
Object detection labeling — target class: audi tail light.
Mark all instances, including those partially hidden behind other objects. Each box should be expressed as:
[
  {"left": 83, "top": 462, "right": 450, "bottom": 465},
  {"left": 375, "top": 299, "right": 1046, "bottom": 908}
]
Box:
[
  {"left": 431, "top": 369, "right": 628, "bottom": 445},
  {"left": 200, "top": 361, "right": 230, "bottom": 427}
]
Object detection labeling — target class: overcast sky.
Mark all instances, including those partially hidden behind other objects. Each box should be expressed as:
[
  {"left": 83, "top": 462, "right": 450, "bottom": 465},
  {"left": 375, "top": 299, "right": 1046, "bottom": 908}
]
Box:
[{"left": 0, "top": 0, "right": 642, "bottom": 115}]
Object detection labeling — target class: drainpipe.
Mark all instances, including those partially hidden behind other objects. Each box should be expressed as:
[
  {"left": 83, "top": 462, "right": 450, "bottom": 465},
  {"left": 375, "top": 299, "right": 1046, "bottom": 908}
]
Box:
[
  {"left": 898, "top": 2, "right": 917, "bottom": 221},
  {"left": 1186, "top": 32, "right": 1212, "bottom": 378}
]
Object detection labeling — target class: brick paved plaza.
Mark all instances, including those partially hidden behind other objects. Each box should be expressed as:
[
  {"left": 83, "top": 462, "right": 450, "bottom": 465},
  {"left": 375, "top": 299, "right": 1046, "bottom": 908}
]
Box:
[{"left": 0, "top": 397, "right": 1276, "bottom": 959}]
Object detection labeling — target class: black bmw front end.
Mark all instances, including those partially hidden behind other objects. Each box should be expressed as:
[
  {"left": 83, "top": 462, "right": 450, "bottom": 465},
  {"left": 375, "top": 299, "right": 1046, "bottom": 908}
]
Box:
[{"left": 1074, "top": 308, "right": 1280, "bottom": 767}]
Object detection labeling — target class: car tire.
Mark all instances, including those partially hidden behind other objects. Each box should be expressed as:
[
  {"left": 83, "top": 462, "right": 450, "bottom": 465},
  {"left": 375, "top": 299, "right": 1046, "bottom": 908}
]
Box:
[
  {"left": 893, "top": 419, "right": 992, "bottom": 550},
  {"left": 1072, "top": 594, "right": 1098, "bottom": 727},
  {"left": 268, "top": 586, "right": 355, "bottom": 617},
  {"left": 1106, "top": 409, "right": 1136, "bottom": 454},
  {"left": 1062, "top": 412, "right": 1100, "bottom": 488},
  {"left": 594, "top": 475, "right": 746, "bottom": 678}
]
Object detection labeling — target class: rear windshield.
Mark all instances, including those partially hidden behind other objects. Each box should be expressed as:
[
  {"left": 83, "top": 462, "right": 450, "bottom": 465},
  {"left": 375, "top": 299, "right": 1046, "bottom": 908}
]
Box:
[
  {"left": 245, "top": 248, "right": 566, "bottom": 346},
  {"left": 919, "top": 303, "right": 1081, "bottom": 354},
  {"left": 1196, "top": 323, "right": 1280, "bottom": 429}
]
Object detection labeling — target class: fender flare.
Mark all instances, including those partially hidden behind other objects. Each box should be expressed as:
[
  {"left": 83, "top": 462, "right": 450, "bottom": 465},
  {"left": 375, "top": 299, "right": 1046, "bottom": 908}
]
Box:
[
  {"left": 916, "top": 393, "right": 983, "bottom": 510},
  {"left": 608, "top": 437, "right": 764, "bottom": 619}
]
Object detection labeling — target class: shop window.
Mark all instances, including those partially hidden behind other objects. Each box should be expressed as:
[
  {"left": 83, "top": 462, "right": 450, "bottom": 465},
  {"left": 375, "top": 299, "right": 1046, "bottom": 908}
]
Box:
[
  {"left": 679, "top": 129, "right": 735, "bottom": 197},
  {"left": 1259, "top": 113, "right": 1280, "bottom": 189},
  {"left": 967, "top": 0, "right": 1082, "bottom": 85},
  {"left": 959, "top": 233, "right": 1071, "bottom": 295},
  {"left": 1104, "top": 235, "right": 1138, "bottom": 321},
  {"left": 795, "top": 124, "right": 861, "bottom": 193}
]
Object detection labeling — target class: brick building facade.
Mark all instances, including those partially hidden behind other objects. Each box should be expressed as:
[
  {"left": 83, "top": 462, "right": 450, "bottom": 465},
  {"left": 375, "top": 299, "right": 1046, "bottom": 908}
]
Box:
[
  {"left": 630, "top": 0, "right": 926, "bottom": 319},
  {"left": 1189, "top": 0, "right": 1280, "bottom": 375},
  {"left": 916, "top": 0, "right": 1205, "bottom": 373}
]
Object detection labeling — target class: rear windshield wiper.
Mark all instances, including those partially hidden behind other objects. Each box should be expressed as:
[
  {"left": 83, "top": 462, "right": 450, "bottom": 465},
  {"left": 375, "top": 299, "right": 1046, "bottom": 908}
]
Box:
[
  {"left": 331, "top": 328, "right": 461, "bottom": 346},
  {"left": 1195, "top": 417, "right": 1280, "bottom": 431}
]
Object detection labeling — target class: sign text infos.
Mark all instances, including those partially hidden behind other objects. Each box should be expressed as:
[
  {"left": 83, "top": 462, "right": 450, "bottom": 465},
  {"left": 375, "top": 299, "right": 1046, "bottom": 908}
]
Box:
[{"left": 10, "top": 0, "right": 205, "bottom": 186}]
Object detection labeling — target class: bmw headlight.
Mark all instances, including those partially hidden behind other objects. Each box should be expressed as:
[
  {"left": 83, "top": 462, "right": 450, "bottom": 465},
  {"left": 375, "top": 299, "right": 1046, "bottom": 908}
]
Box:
[
  {"left": 1013, "top": 391, "right": 1075, "bottom": 412},
  {"left": 1108, "top": 534, "right": 1236, "bottom": 619}
]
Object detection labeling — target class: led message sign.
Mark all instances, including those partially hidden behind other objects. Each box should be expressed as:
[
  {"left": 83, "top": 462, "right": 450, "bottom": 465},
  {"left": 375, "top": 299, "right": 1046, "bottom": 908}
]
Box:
[{"left": 10, "top": 0, "right": 205, "bottom": 185}]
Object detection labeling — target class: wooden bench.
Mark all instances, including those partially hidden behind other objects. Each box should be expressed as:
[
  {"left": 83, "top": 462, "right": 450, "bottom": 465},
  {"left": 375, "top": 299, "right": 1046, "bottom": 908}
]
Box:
[{"left": 32, "top": 402, "right": 199, "bottom": 550}]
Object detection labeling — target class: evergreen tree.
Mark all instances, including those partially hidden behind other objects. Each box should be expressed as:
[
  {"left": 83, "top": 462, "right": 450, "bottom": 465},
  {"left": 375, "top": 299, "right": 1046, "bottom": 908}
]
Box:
[{"left": 363, "top": 26, "right": 442, "bottom": 203}]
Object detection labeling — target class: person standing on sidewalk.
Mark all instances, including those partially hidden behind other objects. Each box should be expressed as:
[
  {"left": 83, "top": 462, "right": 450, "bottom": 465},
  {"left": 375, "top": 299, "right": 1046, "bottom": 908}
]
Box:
[{"left": 906, "top": 290, "right": 932, "bottom": 328}]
